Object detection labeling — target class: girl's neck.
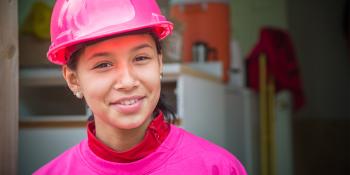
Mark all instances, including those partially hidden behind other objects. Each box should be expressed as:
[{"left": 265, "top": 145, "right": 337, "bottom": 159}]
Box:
[{"left": 94, "top": 117, "right": 153, "bottom": 152}]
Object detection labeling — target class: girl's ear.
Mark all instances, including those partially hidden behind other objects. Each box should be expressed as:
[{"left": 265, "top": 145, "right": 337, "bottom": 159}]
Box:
[{"left": 62, "top": 65, "right": 80, "bottom": 94}]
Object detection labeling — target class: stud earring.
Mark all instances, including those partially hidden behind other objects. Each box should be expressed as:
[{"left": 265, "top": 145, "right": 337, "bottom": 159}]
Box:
[{"left": 75, "top": 91, "right": 83, "bottom": 99}]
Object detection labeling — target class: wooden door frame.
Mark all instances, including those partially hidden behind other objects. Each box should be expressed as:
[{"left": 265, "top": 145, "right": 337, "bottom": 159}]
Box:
[{"left": 0, "top": 0, "right": 18, "bottom": 174}]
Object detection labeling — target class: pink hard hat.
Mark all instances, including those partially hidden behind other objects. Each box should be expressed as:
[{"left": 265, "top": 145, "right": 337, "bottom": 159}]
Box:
[{"left": 48, "top": 0, "right": 173, "bottom": 65}]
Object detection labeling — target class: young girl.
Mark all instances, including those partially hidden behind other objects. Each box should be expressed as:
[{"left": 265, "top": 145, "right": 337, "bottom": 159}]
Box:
[{"left": 34, "top": 0, "right": 247, "bottom": 174}]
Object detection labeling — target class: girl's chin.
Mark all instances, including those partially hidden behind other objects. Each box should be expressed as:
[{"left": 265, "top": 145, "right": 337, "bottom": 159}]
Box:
[{"left": 108, "top": 113, "right": 151, "bottom": 130}]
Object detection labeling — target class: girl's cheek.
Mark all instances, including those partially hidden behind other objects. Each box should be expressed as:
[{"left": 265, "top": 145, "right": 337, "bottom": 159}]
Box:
[
  {"left": 137, "top": 69, "right": 160, "bottom": 85},
  {"left": 81, "top": 73, "right": 112, "bottom": 95},
  {"left": 138, "top": 62, "right": 161, "bottom": 79}
]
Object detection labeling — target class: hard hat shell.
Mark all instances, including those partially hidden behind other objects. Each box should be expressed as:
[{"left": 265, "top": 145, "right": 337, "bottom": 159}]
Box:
[{"left": 48, "top": 0, "right": 173, "bottom": 65}]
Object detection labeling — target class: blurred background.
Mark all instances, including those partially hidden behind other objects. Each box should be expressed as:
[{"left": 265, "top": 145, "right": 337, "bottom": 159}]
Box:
[{"left": 0, "top": 0, "right": 349, "bottom": 174}]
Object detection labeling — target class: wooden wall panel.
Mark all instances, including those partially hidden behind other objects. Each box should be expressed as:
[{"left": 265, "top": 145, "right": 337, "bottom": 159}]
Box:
[{"left": 0, "top": 0, "right": 18, "bottom": 174}]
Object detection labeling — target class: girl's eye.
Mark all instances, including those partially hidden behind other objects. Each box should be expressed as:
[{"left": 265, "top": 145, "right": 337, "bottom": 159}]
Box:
[
  {"left": 94, "top": 62, "right": 112, "bottom": 69},
  {"left": 135, "top": 56, "right": 150, "bottom": 62}
]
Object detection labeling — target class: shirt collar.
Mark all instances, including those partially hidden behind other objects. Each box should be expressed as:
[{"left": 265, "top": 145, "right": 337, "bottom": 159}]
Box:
[{"left": 87, "top": 112, "right": 170, "bottom": 163}]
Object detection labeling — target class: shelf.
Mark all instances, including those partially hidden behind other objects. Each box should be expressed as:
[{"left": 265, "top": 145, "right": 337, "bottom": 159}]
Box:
[{"left": 20, "top": 67, "right": 65, "bottom": 86}]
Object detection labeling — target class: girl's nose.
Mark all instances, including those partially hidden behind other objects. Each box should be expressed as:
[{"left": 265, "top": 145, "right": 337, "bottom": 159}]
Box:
[{"left": 113, "top": 65, "right": 139, "bottom": 91}]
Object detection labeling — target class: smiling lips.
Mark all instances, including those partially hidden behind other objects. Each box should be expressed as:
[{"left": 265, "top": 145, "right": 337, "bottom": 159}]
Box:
[{"left": 110, "top": 96, "right": 145, "bottom": 114}]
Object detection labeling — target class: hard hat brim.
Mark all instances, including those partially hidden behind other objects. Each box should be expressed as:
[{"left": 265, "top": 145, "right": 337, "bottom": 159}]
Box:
[{"left": 48, "top": 21, "right": 173, "bottom": 65}]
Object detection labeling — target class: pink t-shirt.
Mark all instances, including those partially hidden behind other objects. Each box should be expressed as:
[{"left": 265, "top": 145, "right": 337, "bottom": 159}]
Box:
[{"left": 34, "top": 125, "right": 247, "bottom": 175}]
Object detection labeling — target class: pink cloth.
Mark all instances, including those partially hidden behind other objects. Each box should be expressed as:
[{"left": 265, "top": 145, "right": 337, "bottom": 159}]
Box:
[{"left": 34, "top": 125, "right": 247, "bottom": 175}]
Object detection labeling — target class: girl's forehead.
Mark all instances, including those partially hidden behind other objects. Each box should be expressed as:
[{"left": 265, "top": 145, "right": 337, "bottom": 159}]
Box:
[
  {"left": 81, "top": 34, "right": 156, "bottom": 58},
  {"left": 88, "top": 33, "right": 155, "bottom": 49}
]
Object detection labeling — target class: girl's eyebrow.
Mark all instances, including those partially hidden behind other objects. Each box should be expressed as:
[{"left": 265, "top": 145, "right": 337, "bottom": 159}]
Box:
[
  {"left": 131, "top": 43, "right": 153, "bottom": 52},
  {"left": 88, "top": 52, "right": 112, "bottom": 60},
  {"left": 88, "top": 43, "right": 153, "bottom": 60}
]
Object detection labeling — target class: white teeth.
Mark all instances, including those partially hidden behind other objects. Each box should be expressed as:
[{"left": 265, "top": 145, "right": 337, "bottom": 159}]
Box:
[{"left": 119, "top": 99, "right": 137, "bottom": 105}]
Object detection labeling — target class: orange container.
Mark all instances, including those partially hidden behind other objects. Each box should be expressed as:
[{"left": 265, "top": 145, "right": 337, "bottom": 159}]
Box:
[{"left": 170, "top": 3, "right": 231, "bottom": 82}]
